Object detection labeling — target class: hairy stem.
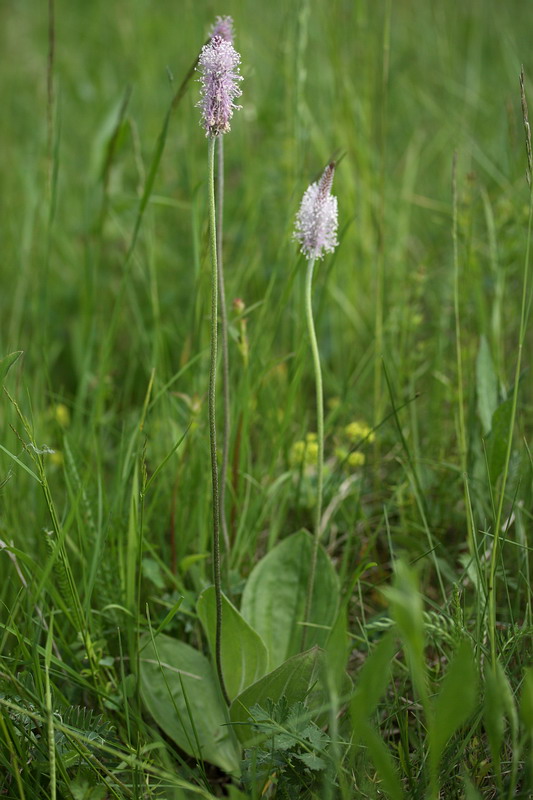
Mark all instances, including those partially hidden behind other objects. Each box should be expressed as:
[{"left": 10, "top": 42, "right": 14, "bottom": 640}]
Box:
[
  {"left": 302, "top": 257, "right": 323, "bottom": 650},
  {"left": 208, "top": 136, "right": 229, "bottom": 705},
  {"left": 217, "top": 136, "right": 231, "bottom": 555}
]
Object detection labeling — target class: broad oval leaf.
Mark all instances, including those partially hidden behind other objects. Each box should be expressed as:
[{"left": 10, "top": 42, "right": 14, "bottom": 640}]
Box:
[
  {"left": 240, "top": 530, "right": 339, "bottom": 668},
  {"left": 197, "top": 586, "right": 269, "bottom": 700},
  {"left": 229, "top": 647, "right": 321, "bottom": 746},
  {"left": 139, "top": 633, "right": 240, "bottom": 773}
]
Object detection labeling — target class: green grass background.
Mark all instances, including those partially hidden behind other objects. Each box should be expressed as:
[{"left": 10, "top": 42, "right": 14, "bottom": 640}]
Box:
[{"left": 1, "top": 0, "right": 533, "bottom": 797}]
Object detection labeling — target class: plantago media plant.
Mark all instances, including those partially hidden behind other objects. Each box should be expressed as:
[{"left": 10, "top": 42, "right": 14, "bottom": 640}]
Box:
[
  {"left": 197, "top": 28, "right": 243, "bottom": 704},
  {"left": 294, "top": 162, "right": 339, "bottom": 647}
]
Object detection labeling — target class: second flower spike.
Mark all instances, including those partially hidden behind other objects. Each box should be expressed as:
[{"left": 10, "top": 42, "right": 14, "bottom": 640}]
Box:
[
  {"left": 294, "top": 162, "right": 339, "bottom": 260},
  {"left": 197, "top": 34, "right": 243, "bottom": 138}
]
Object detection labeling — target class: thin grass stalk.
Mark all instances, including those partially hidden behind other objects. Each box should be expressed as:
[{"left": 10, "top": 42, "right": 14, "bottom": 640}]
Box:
[
  {"left": 207, "top": 136, "right": 230, "bottom": 705},
  {"left": 216, "top": 135, "right": 231, "bottom": 555},
  {"left": 44, "top": 617, "right": 56, "bottom": 800},
  {"left": 488, "top": 68, "right": 533, "bottom": 667},
  {"left": 372, "top": 0, "right": 392, "bottom": 459},
  {"left": 301, "top": 256, "right": 323, "bottom": 650},
  {"left": 452, "top": 152, "right": 475, "bottom": 557}
]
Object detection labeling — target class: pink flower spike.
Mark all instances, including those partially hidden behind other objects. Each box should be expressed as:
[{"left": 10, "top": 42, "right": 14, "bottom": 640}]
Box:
[
  {"left": 197, "top": 35, "right": 243, "bottom": 138},
  {"left": 210, "top": 15, "right": 235, "bottom": 43},
  {"left": 294, "top": 163, "right": 339, "bottom": 260}
]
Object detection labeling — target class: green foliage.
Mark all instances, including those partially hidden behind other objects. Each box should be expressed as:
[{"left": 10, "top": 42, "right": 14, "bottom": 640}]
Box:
[
  {"left": 2, "top": 0, "right": 533, "bottom": 797},
  {"left": 241, "top": 530, "right": 339, "bottom": 667},
  {"left": 429, "top": 639, "right": 478, "bottom": 787},
  {"left": 485, "top": 397, "right": 514, "bottom": 485},
  {"left": 139, "top": 633, "right": 240, "bottom": 773},
  {"left": 197, "top": 586, "right": 269, "bottom": 700},
  {"left": 476, "top": 336, "right": 498, "bottom": 435},
  {"left": 351, "top": 633, "right": 404, "bottom": 800},
  {"left": 382, "top": 562, "right": 428, "bottom": 708},
  {"left": 241, "top": 697, "right": 330, "bottom": 799},
  {"left": 230, "top": 648, "right": 321, "bottom": 747},
  {"left": 484, "top": 659, "right": 518, "bottom": 791},
  {"left": 0, "top": 351, "right": 22, "bottom": 383}
]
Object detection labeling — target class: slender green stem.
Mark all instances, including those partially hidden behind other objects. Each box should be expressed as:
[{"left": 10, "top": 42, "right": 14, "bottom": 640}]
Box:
[
  {"left": 452, "top": 153, "right": 474, "bottom": 557},
  {"left": 488, "top": 71, "right": 533, "bottom": 667},
  {"left": 302, "top": 257, "right": 323, "bottom": 651},
  {"left": 488, "top": 196, "right": 533, "bottom": 668},
  {"left": 207, "top": 136, "right": 229, "bottom": 705},
  {"left": 372, "top": 0, "right": 392, "bottom": 462},
  {"left": 217, "top": 135, "right": 231, "bottom": 555}
]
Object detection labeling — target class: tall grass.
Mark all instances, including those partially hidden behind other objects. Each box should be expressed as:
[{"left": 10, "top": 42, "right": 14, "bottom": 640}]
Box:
[{"left": 1, "top": 1, "right": 533, "bottom": 797}]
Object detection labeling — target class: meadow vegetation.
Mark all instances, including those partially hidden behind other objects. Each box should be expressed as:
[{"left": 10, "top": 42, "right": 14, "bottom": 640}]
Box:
[{"left": 1, "top": 1, "right": 533, "bottom": 797}]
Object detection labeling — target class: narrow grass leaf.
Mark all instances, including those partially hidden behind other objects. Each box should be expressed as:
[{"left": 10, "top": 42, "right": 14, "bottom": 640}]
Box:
[
  {"left": 240, "top": 530, "right": 339, "bottom": 668},
  {"left": 0, "top": 351, "right": 22, "bottom": 383},
  {"left": 197, "top": 586, "right": 269, "bottom": 700}
]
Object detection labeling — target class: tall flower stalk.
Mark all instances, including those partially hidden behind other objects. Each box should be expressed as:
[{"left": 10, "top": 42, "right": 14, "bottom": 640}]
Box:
[
  {"left": 210, "top": 16, "right": 235, "bottom": 557},
  {"left": 293, "top": 162, "right": 339, "bottom": 649},
  {"left": 197, "top": 27, "right": 242, "bottom": 705}
]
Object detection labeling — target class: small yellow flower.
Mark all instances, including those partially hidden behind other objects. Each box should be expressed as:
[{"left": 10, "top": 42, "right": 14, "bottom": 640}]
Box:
[
  {"left": 289, "top": 441, "right": 306, "bottom": 468},
  {"left": 53, "top": 403, "right": 70, "bottom": 429},
  {"left": 306, "top": 432, "right": 318, "bottom": 443},
  {"left": 305, "top": 442, "right": 319, "bottom": 464},
  {"left": 345, "top": 420, "right": 374, "bottom": 443},
  {"left": 289, "top": 439, "right": 318, "bottom": 468},
  {"left": 347, "top": 451, "right": 365, "bottom": 468}
]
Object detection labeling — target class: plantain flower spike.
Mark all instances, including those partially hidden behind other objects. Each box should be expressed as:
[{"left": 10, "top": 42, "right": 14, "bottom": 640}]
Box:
[
  {"left": 210, "top": 15, "right": 235, "bottom": 43},
  {"left": 294, "top": 162, "right": 339, "bottom": 260},
  {"left": 197, "top": 33, "right": 242, "bottom": 137}
]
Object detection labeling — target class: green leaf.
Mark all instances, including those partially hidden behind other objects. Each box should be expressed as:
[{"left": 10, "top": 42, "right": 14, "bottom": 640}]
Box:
[
  {"left": 349, "top": 634, "right": 398, "bottom": 795},
  {"left": 358, "top": 719, "right": 404, "bottom": 800},
  {"left": 0, "top": 351, "right": 22, "bottom": 382},
  {"left": 197, "top": 587, "right": 269, "bottom": 700},
  {"left": 382, "top": 561, "right": 427, "bottom": 705},
  {"left": 139, "top": 633, "right": 240, "bottom": 773},
  {"left": 463, "top": 774, "right": 483, "bottom": 800},
  {"left": 520, "top": 667, "right": 533, "bottom": 733},
  {"left": 71, "top": 778, "right": 107, "bottom": 800},
  {"left": 230, "top": 647, "right": 320, "bottom": 745},
  {"left": 476, "top": 336, "right": 498, "bottom": 435},
  {"left": 240, "top": 530, "right": 339, "bottom": 668},
  {"left": 484, "top": 660, "right": 515, "bottom": 785},
  {"left": 323, "top": 604, "right": 351, "bottom": 698},
  {"left": 351, "top": 632, "right": 396, "bottom": 730},
  {"left": 429, "top": 639, "right": 477, "bottom": 779},
  {"left": 485, "top": 397, "right": 513, "bottom": 485}
]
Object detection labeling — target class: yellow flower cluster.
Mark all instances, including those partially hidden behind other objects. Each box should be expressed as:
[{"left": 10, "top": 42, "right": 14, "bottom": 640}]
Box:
[
  {"left": 334, "top": 447, "right": 365, "bottom": 468},
  {"left": 344, "top": 420, "right": 375, "bottom": 444},
  {"left": 289, "top": 433, "right": 319, "bottom": 468}
]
